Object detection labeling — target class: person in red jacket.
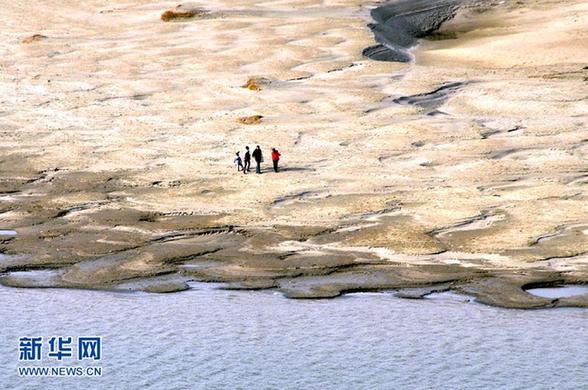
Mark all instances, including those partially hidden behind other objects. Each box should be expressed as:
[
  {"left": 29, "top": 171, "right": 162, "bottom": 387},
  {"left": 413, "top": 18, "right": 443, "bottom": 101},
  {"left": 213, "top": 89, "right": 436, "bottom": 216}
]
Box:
[{"left": 271, "top": 148, "right": 281, "bottom": 172}]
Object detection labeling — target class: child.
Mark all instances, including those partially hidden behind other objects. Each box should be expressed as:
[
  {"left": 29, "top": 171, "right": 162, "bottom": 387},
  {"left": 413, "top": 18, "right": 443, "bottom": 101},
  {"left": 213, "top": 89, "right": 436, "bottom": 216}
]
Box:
[{"left": 234, "top": 151, "right": 244, "bottom": 171}]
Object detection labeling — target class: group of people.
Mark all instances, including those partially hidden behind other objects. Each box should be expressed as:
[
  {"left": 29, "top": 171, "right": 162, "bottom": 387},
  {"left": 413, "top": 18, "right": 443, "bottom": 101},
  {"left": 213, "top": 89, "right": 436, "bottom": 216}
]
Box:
[{"left": 234, "top": 145, "right": 281, "bottom": 174}]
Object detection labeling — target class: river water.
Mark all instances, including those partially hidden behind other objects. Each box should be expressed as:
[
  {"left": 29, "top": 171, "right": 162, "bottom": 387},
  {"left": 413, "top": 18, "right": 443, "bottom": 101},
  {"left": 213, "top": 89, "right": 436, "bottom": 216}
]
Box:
[{"left": 0, "top": 284, "right": 587, "bottom": 389}]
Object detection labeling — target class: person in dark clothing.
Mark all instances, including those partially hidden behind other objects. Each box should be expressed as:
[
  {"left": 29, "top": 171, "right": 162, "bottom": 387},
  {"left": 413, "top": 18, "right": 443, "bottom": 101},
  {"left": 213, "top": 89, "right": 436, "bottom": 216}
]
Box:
[
  {"left": 243, "top": 146, "right": 251, "bottom": 174},
  {"left": 271, "top": 148, "right": 281, "bottom": 173},
  {"left": 252, "top": 145, "right": 263, "bottom": 174}
]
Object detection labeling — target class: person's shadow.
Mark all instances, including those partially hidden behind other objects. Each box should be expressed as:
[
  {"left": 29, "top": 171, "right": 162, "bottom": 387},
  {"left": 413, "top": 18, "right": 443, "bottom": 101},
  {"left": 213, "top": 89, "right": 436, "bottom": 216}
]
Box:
[{"left": 277, "top": 166, "right": 315, "bottom": 172}]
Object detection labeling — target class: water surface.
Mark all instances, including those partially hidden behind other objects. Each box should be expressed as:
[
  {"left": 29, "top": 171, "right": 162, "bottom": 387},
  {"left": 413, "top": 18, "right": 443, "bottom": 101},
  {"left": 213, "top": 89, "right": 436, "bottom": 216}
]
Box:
[
  {"left": 526, "top": 285, "right": 588, "bottom": 299},
  {"left": 0, "top": 284, "right": 586, "bottom": 389}
]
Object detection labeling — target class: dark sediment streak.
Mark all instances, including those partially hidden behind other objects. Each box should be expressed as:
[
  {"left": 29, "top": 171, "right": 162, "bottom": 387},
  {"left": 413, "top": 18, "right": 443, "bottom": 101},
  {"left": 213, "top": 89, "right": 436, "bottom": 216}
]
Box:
[
  {"left": 393, "top": 81, "right": 468, "bottom": 110},
  {"left": 363, "top": 0, "right": 474, "bottom": 62}
]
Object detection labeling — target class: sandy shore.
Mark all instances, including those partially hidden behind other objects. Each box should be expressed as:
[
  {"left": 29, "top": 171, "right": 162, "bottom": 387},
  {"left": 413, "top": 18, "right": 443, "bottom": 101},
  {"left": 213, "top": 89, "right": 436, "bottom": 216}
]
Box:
[{"left": 1, "top": 0, "right": 587, "bottom": 308}]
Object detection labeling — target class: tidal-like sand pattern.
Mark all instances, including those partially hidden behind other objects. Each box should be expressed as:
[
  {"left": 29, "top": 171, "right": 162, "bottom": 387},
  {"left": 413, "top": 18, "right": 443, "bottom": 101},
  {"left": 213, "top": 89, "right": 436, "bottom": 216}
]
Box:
[{"left": 1, "top": 0, "right": 587, "bottom": 308}]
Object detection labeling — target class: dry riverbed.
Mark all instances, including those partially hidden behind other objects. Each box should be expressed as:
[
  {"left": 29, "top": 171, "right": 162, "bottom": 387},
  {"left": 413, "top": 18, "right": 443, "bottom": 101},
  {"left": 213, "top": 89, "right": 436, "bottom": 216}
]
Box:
[{"left": 1, "top": 0, "right": 587, "bottom": 308}]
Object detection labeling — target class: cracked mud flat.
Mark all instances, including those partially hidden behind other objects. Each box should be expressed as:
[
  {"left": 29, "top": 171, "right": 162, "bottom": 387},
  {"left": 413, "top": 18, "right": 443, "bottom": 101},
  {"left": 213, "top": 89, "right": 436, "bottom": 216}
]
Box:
[{"left": 1, "top": 0, "right": 588, "bottom": 309}]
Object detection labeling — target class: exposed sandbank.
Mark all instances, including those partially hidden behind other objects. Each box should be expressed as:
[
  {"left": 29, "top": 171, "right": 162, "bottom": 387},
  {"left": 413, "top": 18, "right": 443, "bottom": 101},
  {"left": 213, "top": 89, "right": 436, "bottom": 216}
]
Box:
[{"left": 1, "top": 0, "right": 587, "bottom": 308}]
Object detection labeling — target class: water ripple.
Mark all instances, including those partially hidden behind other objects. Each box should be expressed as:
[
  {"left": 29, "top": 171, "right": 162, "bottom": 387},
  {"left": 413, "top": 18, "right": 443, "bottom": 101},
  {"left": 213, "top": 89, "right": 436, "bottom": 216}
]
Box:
[{"left": 0, "top": 285, "right": 586, "bottom": 389}]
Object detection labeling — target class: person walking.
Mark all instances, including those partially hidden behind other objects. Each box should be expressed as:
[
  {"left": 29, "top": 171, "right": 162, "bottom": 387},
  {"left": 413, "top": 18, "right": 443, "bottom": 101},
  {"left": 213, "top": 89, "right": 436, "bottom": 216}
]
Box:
[
  {"left": 234, "top": 151, "right": 243, "bottom": 172},
  {"left": 243, "top": 146, "right": 251, "bottom": 174},
  {"left": 252, "top": 145, "right": 263, "bottom": 174},
  {"left": 271, "top": 148, "right": 281, "bottom": 173}
]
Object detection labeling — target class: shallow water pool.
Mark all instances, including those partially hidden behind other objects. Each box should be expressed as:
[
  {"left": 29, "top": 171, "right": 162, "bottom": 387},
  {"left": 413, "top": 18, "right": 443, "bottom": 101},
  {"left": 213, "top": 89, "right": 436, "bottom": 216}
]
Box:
[{"left": 526, "top": 285, "right": 588, "bottom": 299}]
